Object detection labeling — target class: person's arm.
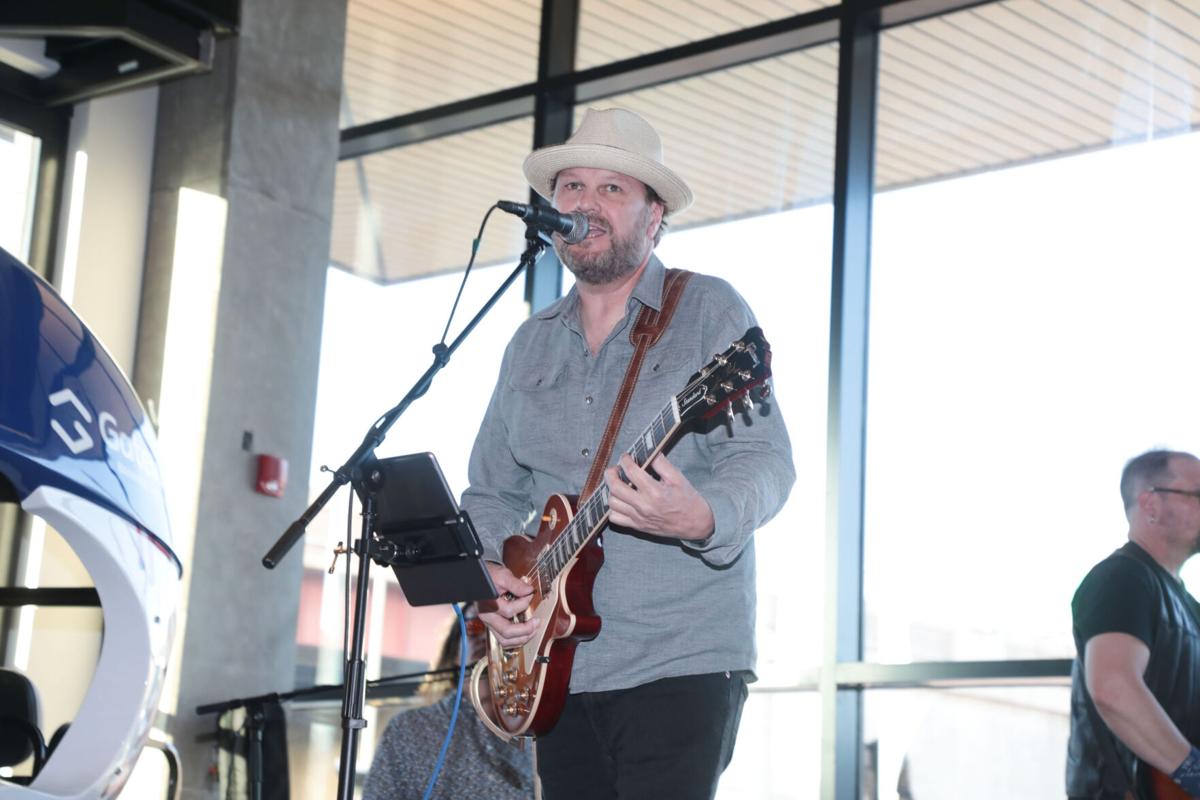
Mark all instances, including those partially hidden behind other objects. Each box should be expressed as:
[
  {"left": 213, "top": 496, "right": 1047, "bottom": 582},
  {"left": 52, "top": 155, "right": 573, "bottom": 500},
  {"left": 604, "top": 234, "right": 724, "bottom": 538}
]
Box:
[
  {"left": 676, "top": 287, "right": 795, "bottom": 566},
  {"left": 1084, "top": 632, "right": 1192, "bottom": 774},
  {"left": 460, "top": 339, "right": 541, "bottom": 647}
]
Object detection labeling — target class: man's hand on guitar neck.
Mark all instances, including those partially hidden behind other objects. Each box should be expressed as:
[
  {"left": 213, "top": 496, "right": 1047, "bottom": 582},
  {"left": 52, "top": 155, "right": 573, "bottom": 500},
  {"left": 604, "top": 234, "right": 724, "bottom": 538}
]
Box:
[
  {"left": 478, "top": 562, "right": 538, "bottom": 647},
  {"left": 605, "top": 453, "right": 715, "bottom": 542}
]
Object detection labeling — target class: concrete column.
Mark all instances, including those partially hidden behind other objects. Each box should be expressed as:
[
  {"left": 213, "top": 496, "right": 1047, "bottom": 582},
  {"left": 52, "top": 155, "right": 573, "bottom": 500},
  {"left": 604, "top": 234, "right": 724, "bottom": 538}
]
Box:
[{"left": 133, "top": 1, "right": 347, "bottom": 796}]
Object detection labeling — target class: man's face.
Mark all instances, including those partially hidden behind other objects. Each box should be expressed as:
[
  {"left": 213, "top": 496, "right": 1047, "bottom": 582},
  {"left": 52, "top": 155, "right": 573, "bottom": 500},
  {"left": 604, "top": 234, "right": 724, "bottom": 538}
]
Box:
[
  {"left": 1154, "top": 457, "right": 1200, "bottom": 554},
  {"left": 550, "top": 167, "right": 664, "bottom": 286}
]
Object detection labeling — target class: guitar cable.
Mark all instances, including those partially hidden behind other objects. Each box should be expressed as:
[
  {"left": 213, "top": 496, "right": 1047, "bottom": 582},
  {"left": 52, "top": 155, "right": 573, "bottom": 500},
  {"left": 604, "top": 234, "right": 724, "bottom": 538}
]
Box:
[{"left": 422, "top": 603, "right": 469, "bottom": 800}]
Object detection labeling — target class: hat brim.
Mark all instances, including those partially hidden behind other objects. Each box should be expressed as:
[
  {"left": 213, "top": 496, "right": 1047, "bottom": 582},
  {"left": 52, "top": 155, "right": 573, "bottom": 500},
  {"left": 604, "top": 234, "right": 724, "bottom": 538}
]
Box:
[{"left": 524, "top": 143, "right": 694, "bottom": 216}]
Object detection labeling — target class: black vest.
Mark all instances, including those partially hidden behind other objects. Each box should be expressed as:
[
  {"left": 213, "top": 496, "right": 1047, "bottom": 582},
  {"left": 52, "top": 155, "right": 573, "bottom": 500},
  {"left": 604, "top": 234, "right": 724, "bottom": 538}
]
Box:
[{"left": 1066, "top": 542, "right": 1200, "bottom": 796}]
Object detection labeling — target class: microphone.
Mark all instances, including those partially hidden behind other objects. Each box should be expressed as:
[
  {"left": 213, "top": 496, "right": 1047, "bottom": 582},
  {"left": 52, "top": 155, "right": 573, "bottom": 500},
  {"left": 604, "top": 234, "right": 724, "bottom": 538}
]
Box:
[{"left": 497, "top": 200, "right": 589, "bottom": 245}]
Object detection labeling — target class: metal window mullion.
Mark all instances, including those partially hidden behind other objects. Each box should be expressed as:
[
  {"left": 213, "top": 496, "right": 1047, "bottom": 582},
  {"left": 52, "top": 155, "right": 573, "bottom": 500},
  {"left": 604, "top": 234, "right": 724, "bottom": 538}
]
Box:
[
  {"left": 524, "top": 0, "right": 579, "bottom": 312},
  {"left": 822, "top": 6, "right": 880, "bottom": 800}
]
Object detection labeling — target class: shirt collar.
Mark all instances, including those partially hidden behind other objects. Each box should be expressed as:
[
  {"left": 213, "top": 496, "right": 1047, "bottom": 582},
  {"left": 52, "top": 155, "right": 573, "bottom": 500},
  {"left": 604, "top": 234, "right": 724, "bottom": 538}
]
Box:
[{"left": 534, "top": 253, "right": 666, "bottom": 321}]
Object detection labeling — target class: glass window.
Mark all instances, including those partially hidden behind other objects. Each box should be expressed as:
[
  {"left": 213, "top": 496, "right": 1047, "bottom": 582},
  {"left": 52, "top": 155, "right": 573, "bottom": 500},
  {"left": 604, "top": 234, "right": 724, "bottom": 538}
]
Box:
[
  {"left": 572, "top": 46, "right": 837, "bottom": 234},
  {"left": 341, "top": 0, "right": 541, "bottom": 126},
  {"left": 576, "top": 0, "right": 836, "bottom": 70},
  {"left": 864, "top": 0, "right": 1200, "bottom": 664},
  {"left": 0, "top": 122, "right": 41, "bottom": 261},
  {"left": 864, "top": 686, "right": 1070, "bottom": 800},
  {"left": 718, "top": 689, "right": 821, "bottom": 799},
  {"left": 330, "top": 118, "right": 535, "bottom": 282}
]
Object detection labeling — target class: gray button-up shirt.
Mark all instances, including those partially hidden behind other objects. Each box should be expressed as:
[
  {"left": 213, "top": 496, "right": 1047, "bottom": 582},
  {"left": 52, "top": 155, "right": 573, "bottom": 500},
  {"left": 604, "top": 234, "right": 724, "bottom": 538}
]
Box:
[{"left": 462, "top": 255, "right": 795, "bottom": 693}]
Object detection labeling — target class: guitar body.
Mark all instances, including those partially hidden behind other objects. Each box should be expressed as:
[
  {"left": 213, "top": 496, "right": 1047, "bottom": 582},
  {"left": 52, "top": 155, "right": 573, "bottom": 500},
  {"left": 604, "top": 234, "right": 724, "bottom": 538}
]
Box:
[
  {"left": 480, "top": 493, "right": 604, "bottom": 737},
  {"left": 1143, "top": 764, "right": 1194, "bottom": 800}
]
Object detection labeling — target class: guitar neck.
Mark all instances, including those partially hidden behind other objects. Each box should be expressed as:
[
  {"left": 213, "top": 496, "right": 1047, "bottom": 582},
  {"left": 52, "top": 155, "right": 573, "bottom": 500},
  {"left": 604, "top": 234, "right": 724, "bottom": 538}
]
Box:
[{"left": 535, "top": 398, "right": 683, "bottom": 590}]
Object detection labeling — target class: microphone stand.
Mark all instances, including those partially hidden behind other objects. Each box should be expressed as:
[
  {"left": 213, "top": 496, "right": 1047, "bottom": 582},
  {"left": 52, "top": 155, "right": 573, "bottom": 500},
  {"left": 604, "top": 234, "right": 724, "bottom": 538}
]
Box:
[{"left": 261, "top": 224, "right": 551, "bottom": 800}]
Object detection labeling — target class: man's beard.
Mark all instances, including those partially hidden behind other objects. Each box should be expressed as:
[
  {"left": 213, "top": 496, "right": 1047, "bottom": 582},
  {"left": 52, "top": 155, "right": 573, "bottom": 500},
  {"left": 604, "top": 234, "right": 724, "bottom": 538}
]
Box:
[{"left": 554, "top": 209, "right": 651, "bottom": 286}]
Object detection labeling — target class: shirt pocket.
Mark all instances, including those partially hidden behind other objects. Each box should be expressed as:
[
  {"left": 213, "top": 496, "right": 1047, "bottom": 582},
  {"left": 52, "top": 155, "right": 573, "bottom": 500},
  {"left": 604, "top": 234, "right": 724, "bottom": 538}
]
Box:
[
  {"left": 506, "top": 362, "right": 571, "bottom": 460},
  {"left": 508, "top": 362, "right": 565, "bottom": 393},
  {"left": 638, "top": 344, "right": 702, "bottom": 390}
]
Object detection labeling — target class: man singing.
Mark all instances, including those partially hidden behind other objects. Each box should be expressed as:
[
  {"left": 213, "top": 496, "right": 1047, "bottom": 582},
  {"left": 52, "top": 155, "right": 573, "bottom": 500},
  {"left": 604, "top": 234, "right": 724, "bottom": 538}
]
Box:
[{"left": 461, "top": 107, "right": 795, "bottom": 799}]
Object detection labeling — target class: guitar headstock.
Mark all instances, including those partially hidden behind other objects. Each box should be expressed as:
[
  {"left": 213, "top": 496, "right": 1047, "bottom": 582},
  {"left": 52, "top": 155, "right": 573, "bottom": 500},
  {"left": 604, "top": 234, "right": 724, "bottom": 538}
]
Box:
[{"left": 677, "top": 326, "right": 773, "bottom": 422}]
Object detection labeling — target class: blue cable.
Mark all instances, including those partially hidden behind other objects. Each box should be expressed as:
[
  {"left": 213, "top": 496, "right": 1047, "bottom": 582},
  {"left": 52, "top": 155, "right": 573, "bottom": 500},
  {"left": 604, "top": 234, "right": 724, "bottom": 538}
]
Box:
[{"left": 422, "top": 603, "right": 469, "bottom": 800}]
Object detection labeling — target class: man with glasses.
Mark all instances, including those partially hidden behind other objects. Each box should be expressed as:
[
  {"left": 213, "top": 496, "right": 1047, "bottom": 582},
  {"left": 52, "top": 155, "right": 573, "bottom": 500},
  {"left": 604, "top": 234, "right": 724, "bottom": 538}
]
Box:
[{"left": 1067, "top": 449, "right": 1200, "bottom": 799}]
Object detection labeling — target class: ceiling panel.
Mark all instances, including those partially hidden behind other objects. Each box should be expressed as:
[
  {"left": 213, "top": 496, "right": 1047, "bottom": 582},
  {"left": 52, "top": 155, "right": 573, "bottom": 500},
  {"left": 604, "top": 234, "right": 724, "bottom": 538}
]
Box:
[
  {"left": 576, "top": 0, "right": 836, "bottom": 69},
  {"left": 875, "top": 0, "right": 1200, "bottom": 191},
  {"left": 329, "top": 118, "right": 534, "bottom": 282},
  {"left": 334, "top": 0, "right": 1200, "bottom": 283},
  {"left": 341, "top": 0, "right": 540, "bottom": 127}
]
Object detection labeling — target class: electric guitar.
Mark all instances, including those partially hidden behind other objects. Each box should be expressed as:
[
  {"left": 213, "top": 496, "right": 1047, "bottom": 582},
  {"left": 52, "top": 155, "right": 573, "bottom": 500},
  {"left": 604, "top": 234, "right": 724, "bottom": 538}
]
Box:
[
  {"left": 469, "top": 327, "right": 773, "bottom": 738},
  {"left": 1143, "top": 764, "right": 1195, "bottom": 800}
]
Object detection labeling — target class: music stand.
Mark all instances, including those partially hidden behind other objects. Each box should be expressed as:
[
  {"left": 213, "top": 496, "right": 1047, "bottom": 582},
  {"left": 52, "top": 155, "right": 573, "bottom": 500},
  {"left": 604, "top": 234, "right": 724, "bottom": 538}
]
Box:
[{"left": 371, "top": 452, "right": 496, "bottom": 606}]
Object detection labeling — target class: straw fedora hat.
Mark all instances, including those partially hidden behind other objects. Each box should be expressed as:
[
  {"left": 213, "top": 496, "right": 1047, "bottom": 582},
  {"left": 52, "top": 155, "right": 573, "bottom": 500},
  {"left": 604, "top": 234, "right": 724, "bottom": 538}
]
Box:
[{"left": 523, "top": 107, "right": 694, "bottom": 216}]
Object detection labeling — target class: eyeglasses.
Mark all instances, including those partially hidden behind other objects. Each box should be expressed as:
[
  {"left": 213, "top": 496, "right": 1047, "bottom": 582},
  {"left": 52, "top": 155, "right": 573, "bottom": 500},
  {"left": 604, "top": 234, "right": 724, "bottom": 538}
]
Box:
[{"left": 1149, "top": 487, "right": 1200, "bottom": 502}]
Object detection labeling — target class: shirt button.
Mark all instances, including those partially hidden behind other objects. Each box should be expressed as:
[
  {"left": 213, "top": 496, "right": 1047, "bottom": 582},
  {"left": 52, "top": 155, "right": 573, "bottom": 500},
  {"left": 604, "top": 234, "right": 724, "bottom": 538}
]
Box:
[
  {"left": 581, "top": 448, "right": 590, "bottom": 458},
  {"left": 585, "top": 395, "right": 593, "bottom": 404}
]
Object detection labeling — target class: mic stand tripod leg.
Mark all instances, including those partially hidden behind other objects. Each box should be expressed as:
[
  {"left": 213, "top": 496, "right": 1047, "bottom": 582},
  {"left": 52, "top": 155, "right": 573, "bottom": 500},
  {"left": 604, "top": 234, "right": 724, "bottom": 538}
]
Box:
[{"left": 336, "top": 492, "right": 377, "bottom": 800}]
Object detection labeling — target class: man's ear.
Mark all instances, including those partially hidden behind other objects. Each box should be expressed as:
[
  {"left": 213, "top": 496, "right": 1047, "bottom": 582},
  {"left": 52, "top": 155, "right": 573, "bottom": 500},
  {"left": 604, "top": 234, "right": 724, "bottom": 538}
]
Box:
[
  {"left": 647, "top": 201, "right": 665, "bottom": 238},
  {"left": 1137, "top": 488, "right": 1158, "bottom": 520}
]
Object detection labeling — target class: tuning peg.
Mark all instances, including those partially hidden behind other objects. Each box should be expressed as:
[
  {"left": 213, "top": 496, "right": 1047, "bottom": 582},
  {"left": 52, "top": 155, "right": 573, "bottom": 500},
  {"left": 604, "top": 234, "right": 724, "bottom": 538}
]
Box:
[
  {"left": 744, "top": 395, "right": 754, "bottom": 411},
  {"left": 725, "top": 404, "right": 735, "bottom": 422},
  {"left": 738, "top": 370, "right": 752, "bottom": 381},
  {"left": 704, "top": 394, "right": 718, "bottom": 406},
  {"left": 714, "top": 353, "right": 728, "bottom": 366},
  {"left": 720, "top": 381, "right": 734, "bottom": 393},
  {"left": 758, "top": 384, "right": 771, "bottom": 399},
  {"left": 732, "top": 341, "right": 746, "bottom": 351}
]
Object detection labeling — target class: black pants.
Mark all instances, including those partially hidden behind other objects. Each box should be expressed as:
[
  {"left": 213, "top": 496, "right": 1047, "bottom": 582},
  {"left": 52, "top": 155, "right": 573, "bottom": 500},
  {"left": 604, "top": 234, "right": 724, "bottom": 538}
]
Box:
[{"left": 536, "top": 671, "right": 749, "bottom": 800}]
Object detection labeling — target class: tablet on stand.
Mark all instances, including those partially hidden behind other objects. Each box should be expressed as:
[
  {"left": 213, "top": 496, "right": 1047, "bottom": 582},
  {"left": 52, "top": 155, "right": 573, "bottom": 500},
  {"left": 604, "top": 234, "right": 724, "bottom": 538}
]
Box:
[{"left": 371, "top": 452, "right": 497, "bottom": 607}]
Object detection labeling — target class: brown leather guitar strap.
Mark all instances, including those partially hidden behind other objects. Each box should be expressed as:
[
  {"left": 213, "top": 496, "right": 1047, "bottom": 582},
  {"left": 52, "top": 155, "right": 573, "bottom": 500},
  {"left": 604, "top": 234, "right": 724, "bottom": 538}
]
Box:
[{"left": 579, "top": 268, "right": 694, "bottom": 501}]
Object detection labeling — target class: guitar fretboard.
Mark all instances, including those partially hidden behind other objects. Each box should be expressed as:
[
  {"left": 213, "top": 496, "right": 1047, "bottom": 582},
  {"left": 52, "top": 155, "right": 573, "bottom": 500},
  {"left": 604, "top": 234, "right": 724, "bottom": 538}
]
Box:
[{"left": 532, "top": 399, "right": 683, "bottom": 591}]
